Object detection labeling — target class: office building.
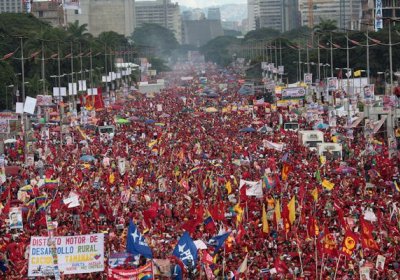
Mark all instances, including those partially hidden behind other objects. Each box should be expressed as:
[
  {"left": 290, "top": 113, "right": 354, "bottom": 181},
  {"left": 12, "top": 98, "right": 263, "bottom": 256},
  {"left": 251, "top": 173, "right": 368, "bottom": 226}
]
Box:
[
  {"left": 361, "top": 0, "right": 400, "bottom": 30},
  {"left": 247, "top": 0, "right": 299, "bottom": 32},
  {"left": 182, "top": 19, "right": 223, "bottom": 46},
  {"left": 65, "top": 0, "right": 135, "bottom": 37},
  {"left": 0, "top": 0, "right": 23, "bottom": 13},
  {"left": 299, "top": 0, "right": 363, "bottom": 30},
  {"left": 135, "top": 0, "right": 182, "bottom": 43},
  {"left": 208, "top": 7, "right": 221, "bottom": 20}
]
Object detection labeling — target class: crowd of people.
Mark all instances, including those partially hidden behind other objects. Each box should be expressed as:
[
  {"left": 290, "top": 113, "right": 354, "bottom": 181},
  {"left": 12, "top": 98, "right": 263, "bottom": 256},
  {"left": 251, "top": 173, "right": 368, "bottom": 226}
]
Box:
[{"left": 0, "top": 62, "right": 399, "bottom": 279}]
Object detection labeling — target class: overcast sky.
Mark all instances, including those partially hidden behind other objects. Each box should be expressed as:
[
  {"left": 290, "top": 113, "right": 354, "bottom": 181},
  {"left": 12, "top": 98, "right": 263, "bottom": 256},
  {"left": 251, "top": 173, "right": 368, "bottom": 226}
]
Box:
[{"left": 137, "top": 0, "right": 247, "bottom": 8}]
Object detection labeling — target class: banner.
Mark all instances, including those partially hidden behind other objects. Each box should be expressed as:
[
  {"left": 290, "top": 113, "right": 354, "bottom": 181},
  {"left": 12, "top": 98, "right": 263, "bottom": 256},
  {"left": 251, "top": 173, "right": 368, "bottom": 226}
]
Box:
[
  {"left": 28, "top": 233, "right": 104, "bottom": 277},
  {"left": 281, "top": 87, "right": 306, "bottom": 99},
  {"left": 239, "top": 179, "right": 263, "bottom": 197},
  {"left": 63, "top": 0, "right": 80, "bottom": 10},
  {"left": 9, "top": 207, "right": 23, "bottom": 230},
  {"left": 0, "top": 120, "right": 9, "bottom": 134},
  {"left": 327, "top": 77, "right": 338, "bottom": 91},
  {"left": 375, "top": 0, "right": 383, "bottom": 31},
  {"left": 304, "top": 73, "right": 312, "bottom": 84},
  {"left": 108, "top": 262, "right": 153, "bottom": 280},
  {"left": 363, "top": 84, "right": 374, "bottom": 104},
  {"left": 0, "top": 112, "right": 18, "bottom": 120},
  {"left": 36, "top": 95, "right": 53, "bottom": 106},
  {"left": 263, "top": 140, "right": 285, "bottom": 151}
]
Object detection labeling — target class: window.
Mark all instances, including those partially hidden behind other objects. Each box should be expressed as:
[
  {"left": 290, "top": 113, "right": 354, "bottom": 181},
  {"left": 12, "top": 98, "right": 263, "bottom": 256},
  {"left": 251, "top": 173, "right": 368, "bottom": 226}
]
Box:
[{"left": 39, "top": 11, "right": 44, "bottom": 17}]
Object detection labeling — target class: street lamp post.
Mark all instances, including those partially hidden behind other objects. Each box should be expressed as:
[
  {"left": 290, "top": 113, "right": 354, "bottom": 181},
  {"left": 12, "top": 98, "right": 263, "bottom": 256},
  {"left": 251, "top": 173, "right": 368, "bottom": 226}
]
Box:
[{"left": 5, "top": 85, "right": 14, "bottom": 110}]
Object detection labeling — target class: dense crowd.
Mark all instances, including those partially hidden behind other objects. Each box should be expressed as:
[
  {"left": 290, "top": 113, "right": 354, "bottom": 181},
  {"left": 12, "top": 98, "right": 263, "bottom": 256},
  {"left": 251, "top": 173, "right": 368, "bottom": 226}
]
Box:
[{"left": 0, "top": 62, "right": 399, "bottom": 279}]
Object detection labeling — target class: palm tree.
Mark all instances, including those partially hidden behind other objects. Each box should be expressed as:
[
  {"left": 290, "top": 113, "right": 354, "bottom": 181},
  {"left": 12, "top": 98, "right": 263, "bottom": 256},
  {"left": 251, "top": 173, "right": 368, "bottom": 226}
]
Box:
[{"left": 313, "top": 18, "right": 337, "bottom": 34}]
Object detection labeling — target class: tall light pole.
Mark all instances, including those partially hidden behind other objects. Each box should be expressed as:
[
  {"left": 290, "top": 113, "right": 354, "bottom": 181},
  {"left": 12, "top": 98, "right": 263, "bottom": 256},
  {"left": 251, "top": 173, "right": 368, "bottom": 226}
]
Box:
[{"left": 20, "top": 37, "right": 26, "bottom": 103}]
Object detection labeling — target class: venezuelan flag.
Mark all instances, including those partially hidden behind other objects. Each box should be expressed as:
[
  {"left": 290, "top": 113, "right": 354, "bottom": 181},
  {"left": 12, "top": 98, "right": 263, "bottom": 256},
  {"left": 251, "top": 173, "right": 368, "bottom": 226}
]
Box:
[
  {"left": 138, "top": 272, "right": 153, "bottom": 280},
  {"left": 394, "top": 181, "right": 400, "bottom": 193},
  {"left": 190, "top": 166, "right": 202, "bottom": 174}
]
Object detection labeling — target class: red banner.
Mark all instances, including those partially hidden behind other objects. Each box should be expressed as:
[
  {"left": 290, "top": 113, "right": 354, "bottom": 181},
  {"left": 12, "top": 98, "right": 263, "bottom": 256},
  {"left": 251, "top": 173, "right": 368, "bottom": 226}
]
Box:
[
  {"left": 340, "top": 231, "right": 358, "bottom": 257},
  {"left": 108, "top": 262, "right": 153, "bottom": 280}
]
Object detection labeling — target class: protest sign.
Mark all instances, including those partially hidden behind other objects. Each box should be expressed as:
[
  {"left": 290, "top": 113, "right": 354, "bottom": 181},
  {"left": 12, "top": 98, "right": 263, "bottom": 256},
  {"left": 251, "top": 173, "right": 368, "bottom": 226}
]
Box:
[
  {"left": 9, "top": 207, "right": 23, "bottom": 230},
  {"left": 28, "top": 233, "right": 104, "bottom": 277},
  {"left": 108, "top": 262, "right": 153, "bottom": 280}
]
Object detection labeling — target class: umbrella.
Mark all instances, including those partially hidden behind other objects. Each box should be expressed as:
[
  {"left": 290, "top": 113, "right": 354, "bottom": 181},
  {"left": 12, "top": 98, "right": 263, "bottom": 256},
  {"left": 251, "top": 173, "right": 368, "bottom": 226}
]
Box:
[
  {"left": 181, "top": 108, "right": 194, "bottom": 113},
  {"left": 80, "top": 155, "right": 96, "bottom": 162},
  {"left": 4, "top": 139, "right": 17, "bottom": 144},
  {"left": 129, "top": 116, "right": 140, "bottom": 121},
  {"left": 160, "top": 113, "right": 170, "bottom": 118},
  {"left": 116, "top": 118, "right": 130, "bottom": 124},
  {"left": 313, "top": 123, "right": 329, "bottom": 130},
  {"left": 205, "top": 107, "right": 218, "bottom": 113},
  {"left": 258, "top": 126, "right": 273, "bottom": 133},
  {"left": 334, "top": 166, "right": 356, "bottom": 174},
  {"left": 207, "top": 92, "right": 219, "bottom": 98},
  {"left": 155, "top": 123, "right": 165, "bottom": 127},
  {"left": 145, "top": 119, "right": 156, "bottom": 124},
  {"left": 239, "top": 127, "right": 256, "bottom": 133}
]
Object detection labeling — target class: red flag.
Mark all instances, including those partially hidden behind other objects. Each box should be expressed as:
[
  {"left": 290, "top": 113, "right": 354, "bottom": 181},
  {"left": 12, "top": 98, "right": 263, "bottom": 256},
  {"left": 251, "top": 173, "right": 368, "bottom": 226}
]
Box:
[
  {"left": 360, "top": 218, "right": 379, "bottom": 250},
  {"left": 321, "top": 226, "right": 338, "bottom": 257},
  {"left": 50, "top": 53, "right": 58, "bottom": 59},
  {"left": 332, "top": 43, "right": 341, "bottom": 48},
  {"left": 369, "top": 38, "right": 381, "bottom": 44},
  {"left": 274, "top": 257, "right": 288, "bottom": 274},
  {"left": 64, "top": 53, "right": 72, "bottom": 58},
  {"left": 349, "top": 39, "right": 360, "bottom": 46},
  {"left": 29, "top": 50, "right": 41, "bottom": 59},
  {"left": 318, "top": 44, "right": 326, "bottom": 49},
  {"left": 340, "top": 231, "right": 358, "bottom": 257},
  {"left": 1, "top": 51, "right": 15, "bottom": 61},
  {"left": 201, "top": 251, "right": 214, "bottom": 265}
]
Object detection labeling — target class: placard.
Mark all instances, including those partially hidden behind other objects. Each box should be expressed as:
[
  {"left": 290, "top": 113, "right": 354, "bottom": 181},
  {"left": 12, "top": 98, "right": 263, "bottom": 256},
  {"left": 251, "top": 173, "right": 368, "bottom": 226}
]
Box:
[
  {"left": 9, "top": 207, "right": 23, "bottom": 229},
  {"left": 24, "top": 97, "right": 37, "bottom": 115},
  {"left": 0, "top": 120, "right": 9, "bottom": 134},
  {"left": 28, "top": 233, "right": 104, "bottom": 277},
  {"left": 281, "top": 87, "right": 306, "bottom": 99},
  {"left": 52, "top": 87, "right": 67, "bottom": 97},
  {"left": 78, "top": 80, "right": 87, "bottom": 91},
  {"left": 36, "top": 95, "right": 53, "bottom": 106},
  {"left": 68, "top": 83, "right": 78, "bottom": 96}
]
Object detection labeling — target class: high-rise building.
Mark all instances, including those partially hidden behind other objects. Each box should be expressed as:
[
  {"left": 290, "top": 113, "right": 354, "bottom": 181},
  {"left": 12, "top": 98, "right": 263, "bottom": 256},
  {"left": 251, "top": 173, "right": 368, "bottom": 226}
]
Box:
[
  {"left": 31, "top": 1, "right": 64, "bottom": 27},
  {"left": 299, "top": 0, "right": 363, "bottom": 30},
  {"left": 135, "top": 0, "right": 182, "bottom": 43},
  {"left": 0, "top": 0, "right": 23, "bottom": 13},
  {"left": 182, "top": 19, "right": 223, "bottom": 46},
  {"left": 361, "top": 0, "right": 400, "bottom": 30},
  {"left": 247, "top": 0, "right": 299, "bottom": 32},
  {"left": 65, "top": 0, "right": 135, "bottom": 37},
  {"left": 208, "top": 7, "right": 221, "bottom": 21}
]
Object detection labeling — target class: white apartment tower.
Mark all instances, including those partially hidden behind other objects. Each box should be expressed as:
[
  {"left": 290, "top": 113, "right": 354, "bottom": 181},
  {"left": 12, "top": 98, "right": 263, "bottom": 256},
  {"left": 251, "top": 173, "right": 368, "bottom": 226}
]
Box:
[{"left": 0, "top": 0, "right": 23, "bottom": 13}]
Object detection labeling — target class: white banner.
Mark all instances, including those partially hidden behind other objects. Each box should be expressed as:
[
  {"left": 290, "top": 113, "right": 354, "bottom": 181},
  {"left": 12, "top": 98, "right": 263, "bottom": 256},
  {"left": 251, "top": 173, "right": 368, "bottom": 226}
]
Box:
[
  {"left": 53, "top": 87, "right": 67, "bottom": 97},
  {"left": 239, "top": 179, "right": 263, "bottom": 198},
  {"left": 263, "top": 140, "right": 285, "bottom": 152},
  {"left": 281, "top": 87, "right": 306, "bottom": 99},
  {"left": 78, "top": 80, "right": 87, "bottom": 91},
  {"left": 68, "top": 83, "right": 78, "bottom": 96},
  {"left": 9, "top": 207, "right": 23, "bottom": 230},
  {"left": 24, "top": 97, "right": 37, "bottom": 114},
  {"left": 28, "top": 233, "right": 104, "bottom": 277}
]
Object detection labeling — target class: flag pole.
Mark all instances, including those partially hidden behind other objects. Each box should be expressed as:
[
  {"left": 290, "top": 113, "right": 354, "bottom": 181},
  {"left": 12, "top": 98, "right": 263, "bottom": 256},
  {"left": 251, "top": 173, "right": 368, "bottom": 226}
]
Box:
[
  {"left": 314, "top": 201, "right": 318, "bottom": 278},
  {"left": 295, "top": 233, "right": 304, "bottom": 276},
  {"left": 319, "top": 254, "right": 325, "bottom": 280},
  {"left": 333, "top": 254, "right": 342, "bottom": 280},
  {"left": 222, "top": 246, "right": 226, "bottom": 279}
]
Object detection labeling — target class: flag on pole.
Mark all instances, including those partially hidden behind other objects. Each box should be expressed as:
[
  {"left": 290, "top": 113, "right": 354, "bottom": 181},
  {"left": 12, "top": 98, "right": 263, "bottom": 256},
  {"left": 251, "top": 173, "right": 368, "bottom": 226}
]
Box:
[
  {"left": 262, "top": 204, "right": 269, "bottom": 233},
  {"left": 172, "top": 232, "right": 198, "bottom": 267},
  {"left": 274, "top": 199, "right": 281, "bottom": 223},
  {"left": 311, "top": 188, "right": 318, "bottom": 201},
  {"left": 1, "top": 51, "right": 15, "bottom": 61},
  {"left": 237, "top": 254, "right": 248, "bottom": 273},
  {"left": 354, "top": 70, "right": 362, "bottom": 77},
  {"left": 126, "top": 220, "right": 153, "bottom": 259},
  {"left": 287, "top": 196, "right": 296, "bottom": 225},
  {"left": 322, "top": 179, "right": 335, "bottom": 191},
  {"left": 208, "top": 232, "right": 230, "bottom": 253},
  {"left": 225, "top": 180, "right": 232, "bottom": 194}
]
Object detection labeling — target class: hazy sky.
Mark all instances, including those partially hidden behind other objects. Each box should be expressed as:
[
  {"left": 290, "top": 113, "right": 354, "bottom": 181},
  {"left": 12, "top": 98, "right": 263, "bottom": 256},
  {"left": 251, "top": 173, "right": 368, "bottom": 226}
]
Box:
[{"left": 137, "top": 0, "right": 247, "bottom": 8}]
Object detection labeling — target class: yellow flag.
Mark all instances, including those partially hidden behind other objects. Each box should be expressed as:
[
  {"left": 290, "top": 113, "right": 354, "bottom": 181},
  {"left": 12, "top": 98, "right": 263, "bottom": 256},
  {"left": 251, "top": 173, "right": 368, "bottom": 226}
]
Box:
[
  {"left": 311, "top": 188, "right": 319, "bottom": 201},
  {"left": 274, "top": 199, "right": 281, "bottom": 223},
  {"left": 136, "top": 177, "right": 143, "bottom": 186},
  {"left": 287, "top": 196, "right": 296, "bottom": 225},
  {"left": 225, "top": 180, "right": 232, "bottom": 194},
  {"left": 322, "top": 179, "right": 334, "bottom": 191},
  {"left": 148, "top": 139, "right": 158, "bottom": 148},
  {"left": 109, "top": 173, "right": 115, "bottom": 184},
  {"left": 262, "top": 204, "right": 269, "bottom": 233},
  {"left": 234, "top": 203, "right": 244, "bottom": 225},
  {"left": 320, "top": 155, "right": 326, "bottom": 165},
  {"left": 354, "top": 70, "right": 361, "bottom": 77}
]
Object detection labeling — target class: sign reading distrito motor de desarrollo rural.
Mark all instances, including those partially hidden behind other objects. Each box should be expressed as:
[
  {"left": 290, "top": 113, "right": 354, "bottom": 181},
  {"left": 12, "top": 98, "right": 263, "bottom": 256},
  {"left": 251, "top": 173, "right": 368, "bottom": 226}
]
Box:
[{"left": 28, "top": 233, "right": 104, "bottom": 277}]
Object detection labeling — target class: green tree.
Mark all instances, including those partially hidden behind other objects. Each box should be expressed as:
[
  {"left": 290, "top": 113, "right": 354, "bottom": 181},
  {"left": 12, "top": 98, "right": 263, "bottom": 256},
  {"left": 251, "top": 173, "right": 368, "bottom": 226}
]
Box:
[
  {"left": 200, "top": 36, "right": 240, "bottom": 66},
  {"left": 132, "top": 23, "right": 179, "bottom": 57}
]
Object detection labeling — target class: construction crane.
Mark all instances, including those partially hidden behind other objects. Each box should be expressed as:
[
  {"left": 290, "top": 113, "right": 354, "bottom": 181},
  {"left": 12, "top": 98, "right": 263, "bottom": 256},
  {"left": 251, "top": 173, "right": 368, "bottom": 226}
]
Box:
[{"left": 308, "top": 0, "right": 314, "bottom": 29}]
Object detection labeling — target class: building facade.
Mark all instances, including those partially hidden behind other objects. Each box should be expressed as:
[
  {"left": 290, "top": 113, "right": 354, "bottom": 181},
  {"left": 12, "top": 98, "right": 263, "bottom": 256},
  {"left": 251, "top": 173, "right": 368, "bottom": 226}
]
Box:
[
  {"left": 182, "top": 19, "right": 223, "bottom": 46},
  {"left": 208, "top": 8, "right": 221, "bottom": 21},
  {"left": 0, "top": 0, "right": 23, "bottom": 13},
  {"left": 135, "top": 0, "right": 182, "bottom": 43},
  {"left": 299, "top": 0, "right": 363, "bottom": 30},
  {"left": 31, "top": 1, "right": 64, "bottom": 27},
  {"left": 361, "top": 0, "right": 400, "bottom": 30},
  {"left": 65, "top": 0, "right": 135, "bottom": 37},
  {"left": 247, "top": 0, "right": 299, "bottom": 32}
]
